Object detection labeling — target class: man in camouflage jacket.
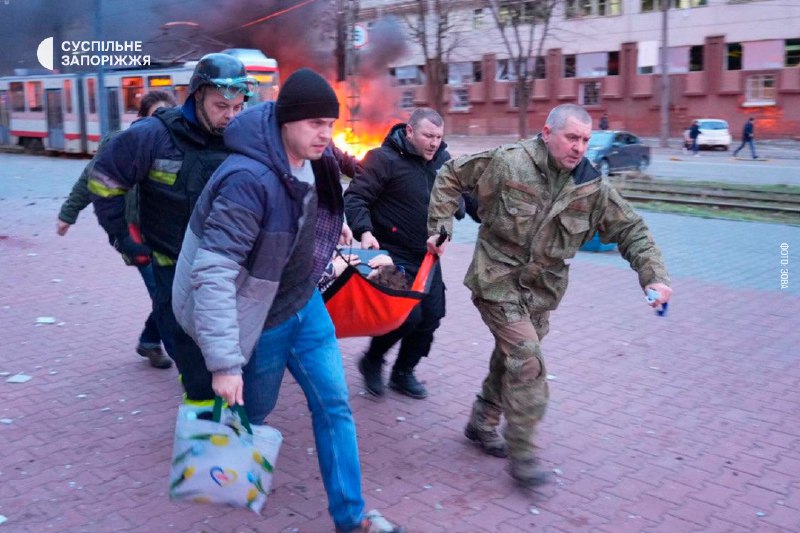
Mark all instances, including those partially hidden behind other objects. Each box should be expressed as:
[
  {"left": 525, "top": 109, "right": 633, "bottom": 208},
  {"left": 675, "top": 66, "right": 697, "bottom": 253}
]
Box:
[{"left": 425, "top": 104, "right": 672, "bottom": 486}]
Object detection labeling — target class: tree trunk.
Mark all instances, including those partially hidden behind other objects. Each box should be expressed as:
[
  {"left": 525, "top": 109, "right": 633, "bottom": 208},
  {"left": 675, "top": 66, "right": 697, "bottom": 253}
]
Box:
[
  {"left": 426, "top": 58, "right": 446, "bottom": 117},
  {"left": 517, "top": 79, "right": 530, "bottom": 139}
]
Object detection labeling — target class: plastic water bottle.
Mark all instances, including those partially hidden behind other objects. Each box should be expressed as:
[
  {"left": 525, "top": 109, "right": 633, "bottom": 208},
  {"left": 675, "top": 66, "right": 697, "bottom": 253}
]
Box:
[{"left": 645, "top": 289, "right": 668, "bottom": 317}]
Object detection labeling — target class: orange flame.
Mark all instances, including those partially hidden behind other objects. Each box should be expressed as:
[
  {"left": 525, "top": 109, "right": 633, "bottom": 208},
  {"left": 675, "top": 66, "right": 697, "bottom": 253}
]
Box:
[
  {"left": 333, "top": 128, "right": 385, "bottom": 161},
  {"left": 332, "top": 80, "right": 397, "bottom": 161}
]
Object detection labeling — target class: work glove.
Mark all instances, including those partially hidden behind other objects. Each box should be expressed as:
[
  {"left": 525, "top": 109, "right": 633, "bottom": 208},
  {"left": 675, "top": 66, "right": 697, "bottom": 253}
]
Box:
[{"left": 114, "top": 234, "right": 151, "bottom": 266}]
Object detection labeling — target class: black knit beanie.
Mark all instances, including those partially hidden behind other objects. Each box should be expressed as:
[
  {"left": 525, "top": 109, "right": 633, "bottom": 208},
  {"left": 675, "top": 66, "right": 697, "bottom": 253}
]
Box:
[{"left": 275, "top": 68, "right": 339, "bottom": 124}]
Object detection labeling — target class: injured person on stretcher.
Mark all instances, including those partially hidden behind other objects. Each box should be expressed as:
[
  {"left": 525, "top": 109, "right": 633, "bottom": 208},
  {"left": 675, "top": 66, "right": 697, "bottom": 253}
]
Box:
[{"left": 319, "top": 249, "right": 410, "bottom": 293}]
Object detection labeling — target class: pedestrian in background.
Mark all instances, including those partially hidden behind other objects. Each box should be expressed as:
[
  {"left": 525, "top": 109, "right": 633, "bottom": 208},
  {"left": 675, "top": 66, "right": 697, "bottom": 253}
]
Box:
[
  {"left": 733, "top": 117, "right": 758, "bottom": 159},
  {"left": 57, "top": 90, "right": 177, "bottom": 369},
  {"left": 689, "top": 119, "right": 701, "bottom": 156},
  {"left": 598, "top": 113, "right": 609, "bottom": 131}
]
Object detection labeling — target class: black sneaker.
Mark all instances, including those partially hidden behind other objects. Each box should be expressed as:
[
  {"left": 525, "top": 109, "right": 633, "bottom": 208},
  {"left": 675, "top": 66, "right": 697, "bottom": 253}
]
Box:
[
  {"left": 358, "top": 356, "right": 384, "bottom": 396},
  {"left": 389, "top": 369, "right": 427, "bottom": 399}
]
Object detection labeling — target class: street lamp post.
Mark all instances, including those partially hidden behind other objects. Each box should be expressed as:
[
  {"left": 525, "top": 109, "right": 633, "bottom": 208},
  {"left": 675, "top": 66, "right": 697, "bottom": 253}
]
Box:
[
  {"left": 659, "top": 0, "right": 670, "bottom": 148},
  {"left": 95, "top": 0, "right": 108, "bottom": 137}
]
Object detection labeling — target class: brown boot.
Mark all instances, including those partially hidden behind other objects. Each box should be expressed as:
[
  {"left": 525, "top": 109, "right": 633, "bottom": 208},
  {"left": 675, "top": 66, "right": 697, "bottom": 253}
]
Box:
[
  {"left": 464, "top": 396, "right": 507, "bottom": 457},
  {"left": 509, "top": 458, "right": 550, "bottom": 487},
  {"left": 137, "top": 345, "right": 173, "bottom": 369},
  {"left": 464, "top": 422, "right": 507, "bottom": 457}
]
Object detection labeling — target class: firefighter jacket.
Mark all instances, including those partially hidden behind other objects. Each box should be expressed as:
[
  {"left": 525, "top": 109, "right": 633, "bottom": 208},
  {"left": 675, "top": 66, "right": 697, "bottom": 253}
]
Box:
[
  {"left": 59, "top": 131, "right": 140, "bottom": 227},
  {"left": 427, "top": 136, "right": 670, "bottom": 313},
  {"left": 89, "top": 104, "right": 229, "bottom": 265}
]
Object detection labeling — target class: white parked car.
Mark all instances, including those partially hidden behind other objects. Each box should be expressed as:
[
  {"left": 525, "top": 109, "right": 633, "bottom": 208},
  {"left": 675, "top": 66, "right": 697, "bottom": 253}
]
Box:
[{"left": 683, "top": 119, "right": 732, "bottom": 151}]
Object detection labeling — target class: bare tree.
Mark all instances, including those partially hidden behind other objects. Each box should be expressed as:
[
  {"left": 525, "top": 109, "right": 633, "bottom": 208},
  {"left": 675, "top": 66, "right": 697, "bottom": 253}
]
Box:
[
  {"left": 486, "top": 0, "right": 558, "bottom": 138},
  {"left": 402, "top": 0, "right": 462, "bottom": 117}
]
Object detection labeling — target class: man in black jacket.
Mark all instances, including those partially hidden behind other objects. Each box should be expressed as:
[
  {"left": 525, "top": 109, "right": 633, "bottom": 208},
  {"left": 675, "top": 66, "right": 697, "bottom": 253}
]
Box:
[
  {"left": 733, "top": 117, "right": 758, "bottom": 159},
  {"left": 344, "top": 108, "right": 449, "bottom": 400},
  {"left": 688, "top": 120, "right": 701, "bottom": 156}
]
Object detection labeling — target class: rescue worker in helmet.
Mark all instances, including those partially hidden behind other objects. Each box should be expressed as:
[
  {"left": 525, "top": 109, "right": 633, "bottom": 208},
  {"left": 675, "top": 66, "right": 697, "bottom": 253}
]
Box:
[{"left": 90, "top": 52, "right": 256, "bottom": 401}]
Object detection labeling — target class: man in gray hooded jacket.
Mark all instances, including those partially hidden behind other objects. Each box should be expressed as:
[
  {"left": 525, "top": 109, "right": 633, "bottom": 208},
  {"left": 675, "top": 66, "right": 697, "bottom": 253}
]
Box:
[{"left": 172, "top": 68, "right": 403, "bottom": 533}]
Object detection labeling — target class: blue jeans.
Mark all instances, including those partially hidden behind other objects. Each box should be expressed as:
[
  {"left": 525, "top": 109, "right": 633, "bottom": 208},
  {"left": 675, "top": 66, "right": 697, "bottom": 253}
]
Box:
[
  {"left": 136, "top": 264, "right": 161, "bottom": 347},
  {"left": 243, "top": 290, "right": 364, "bottom": 531},
  {"left": 691, "top": 138, "right": 699, "bottom": 154},
  {"left": 734, "top": 138, "right": 757, "bottom": 158}
]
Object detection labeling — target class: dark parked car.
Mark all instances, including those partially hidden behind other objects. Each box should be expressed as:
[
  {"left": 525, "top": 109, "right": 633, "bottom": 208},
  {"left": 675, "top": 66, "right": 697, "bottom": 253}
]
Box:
[{"left": 586, "top": 130, "right": 651, "bottom": 176}]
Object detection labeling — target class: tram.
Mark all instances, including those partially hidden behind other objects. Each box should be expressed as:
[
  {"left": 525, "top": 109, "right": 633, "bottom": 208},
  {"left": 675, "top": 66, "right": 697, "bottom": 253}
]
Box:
[{"left": 0, "top": 48, "right": 279, "bottom": 154}]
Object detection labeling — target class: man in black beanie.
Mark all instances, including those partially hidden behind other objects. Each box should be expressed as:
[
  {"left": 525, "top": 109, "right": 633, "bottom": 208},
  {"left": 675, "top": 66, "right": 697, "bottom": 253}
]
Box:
[
  {"left": 276, "top": 67, "right": 340, "bottom": 124},
  {"left": 173, "top": 68, "right": 404, "bottom": 533}
]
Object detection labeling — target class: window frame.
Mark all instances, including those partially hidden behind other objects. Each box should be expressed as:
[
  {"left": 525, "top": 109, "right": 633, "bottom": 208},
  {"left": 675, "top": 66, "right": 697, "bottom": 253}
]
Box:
[
  {"left": 450, "top": 86, "right": 470, "bottom": 111},
  {"left": 642, "top": 0, "right": 706, "bottom": 11},
  {"left": 787, "top": 39, "right": 800, "bottom": 67},
  {"left": 448, "top": 61, "right": 476, "bottom": 85},
  {"left": 473, "top": 8, "right": 484, "bottom": 29},
  {"left": 121, "top": 76, "right": 144, "bottom": 115},
  {"left": 563, "top": 54, "right": 576, "bottom": 78},
  {"left": 400, "top": 89, "right": 415, "bottom": 110},
  {"left": 26, "top": 81, "right": 44, "bottom": 112},
  {"left": 689, "top": 45, "right": 704, "bottom": 72},
  {"left": 567, "top": 0, "right": 621, "bottom": 18},
  {"left": 393, "top": 65, "right": 425, "bottom": 86},
  {"left": 173, "top": 85, "right": 188, "bottom": 105},
  {"left": 580, "top": 80, "right": 602, "bottom": 106},
  {"left": 727, "top": 42, "right": 742, "bottom": 71},
  {"left": 607, "top": 51, "right": 620, "bottom": 76},
  {"left": 64, "top": 79, "right": 73, "bottom": 114},
  {"left": 87, "top": 78, "right": 97, "bottom": 114},
  {"left": 9, "top": 82, "right": 25, "bottom": 112},
  {"left": 147, "top": 75, "right": 173, "bottom": 89},
  {"left": 744, "top": 74, "right": 776, "bottom": 106}
]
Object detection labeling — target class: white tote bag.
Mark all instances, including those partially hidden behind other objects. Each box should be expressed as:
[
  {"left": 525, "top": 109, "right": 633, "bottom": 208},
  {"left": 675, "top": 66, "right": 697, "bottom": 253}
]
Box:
[{"left": 169, "top": 398, "right": 282, "bottom": 514}]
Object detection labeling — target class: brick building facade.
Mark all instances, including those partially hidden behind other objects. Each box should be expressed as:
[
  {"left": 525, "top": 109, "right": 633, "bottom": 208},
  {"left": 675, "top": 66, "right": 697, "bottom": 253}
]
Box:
[{"left": 356, "top": 0, "right": 800, "bottom": 138}]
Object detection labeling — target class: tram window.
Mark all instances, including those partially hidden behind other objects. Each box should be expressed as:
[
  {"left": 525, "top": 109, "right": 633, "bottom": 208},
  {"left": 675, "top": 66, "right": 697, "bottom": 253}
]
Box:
[
  {"left": 148, "top": 75, "right": 172, "bottom": 88},
  {"left": 87, "top": 78, "right": 97, "bottom": 114},
  {"left": 252, "top": 73, "right": 278, "bottom": 102},
  {"left": 64, "top": 79, "right": 73, "bottom": 113},
  {"left": 122, "top": 76, "right": 144, "bottom": 114},
  {"left": 173, "top": 85, "right": 188, "bottom": 105},
  {"left": 27, "top": 81, "right": 44, "bottom": 112},
  {"left": 10, "top": 82, "right": 24, "bottom": 111}
]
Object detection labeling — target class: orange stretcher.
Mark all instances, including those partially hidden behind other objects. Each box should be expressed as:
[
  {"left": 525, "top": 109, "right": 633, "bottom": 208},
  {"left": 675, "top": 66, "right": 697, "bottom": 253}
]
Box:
[
  {"left": 322, "top": 229, "right": 447, "bottom": 339},
  {"left": 323, "top": 252, "right": 438, "bottom": 338}
]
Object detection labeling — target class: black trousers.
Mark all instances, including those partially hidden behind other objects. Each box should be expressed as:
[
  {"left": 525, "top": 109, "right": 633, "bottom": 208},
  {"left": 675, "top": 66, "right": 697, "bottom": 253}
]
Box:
[
  {"left": 364, "top": 261, "right": 445, "bottom": 372},
  {"left": 152, "top": 262, "right": 214, "bottom": 401}
]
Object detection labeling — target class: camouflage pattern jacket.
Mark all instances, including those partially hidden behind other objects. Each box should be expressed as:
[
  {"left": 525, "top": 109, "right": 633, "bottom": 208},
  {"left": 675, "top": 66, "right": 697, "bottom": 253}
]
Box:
[{"left": 428, "top": 136, "right": 669, "bottom": 313}]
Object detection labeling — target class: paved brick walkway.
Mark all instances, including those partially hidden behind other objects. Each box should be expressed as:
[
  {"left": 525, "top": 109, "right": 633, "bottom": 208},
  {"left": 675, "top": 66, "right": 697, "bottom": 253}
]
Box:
[{"left": 1, "top": 154, "right": 799, "bottom": 532}]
